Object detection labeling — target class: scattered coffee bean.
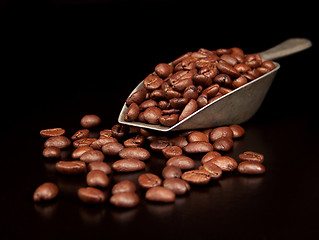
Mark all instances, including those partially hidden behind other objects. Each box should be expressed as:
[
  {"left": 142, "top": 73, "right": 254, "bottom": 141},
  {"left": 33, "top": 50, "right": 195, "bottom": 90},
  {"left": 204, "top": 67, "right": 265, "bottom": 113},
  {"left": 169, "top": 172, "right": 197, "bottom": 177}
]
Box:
[
  {"left": 201, "top": 151, "right": 222, "bottom": 164},
  {"left": 42, "top": 146, "right": 61, "bottom": 158},
  {"left": 71, "top": 129, "right": 90, "bottom": 140},
  {"left": 229, "top": 125, "right": 245, "bottom": 138},
  {"left": 201, "top": 161, "right": 223, "bottom": 180},
  {"left": 110, "top": 192, "right": 140, "bottom": 208},
  {"left": 40, "top": 128, "right": 65, "bottom": 138},
  {"left": 112, "top": 159, "right": 146, "bottom": 172},
  {"left": 33, "top": 182, "right": 59, "bottom": 202},
  {"left": 163, "top": 178, "right": 190, "bottom": 195},
  {"left": 73, "top": 138, "right": 97, "bottom": 148},
  {"left": 77, "top": 187, "right": 105, "bottom": 204},
  {"left": 44, "top": 136, "right": 71, "bottom": 149},
  {"left": 80, "top": 114, "right": 102, "bottom": 128},
  {"left": 166, "top": 156, "right": 195, "bottom": 170},
  {"left": 138, "top": 173, "right": 162, "bottom": 189},
  {"left": 112, "top": 180, "right": 136, "bottom": 195},
  {"left": 183, "top": 141, "right": 214, "bottom": 154},
  {"left": 181, "top": 169, "right": 212, "bottom": 185},
  {"left": 72, "top": 146, "right": 94, "bottom": 159},
  {"left": 162, "top": 145, "right": 183, "bottom": 159},
  {"left": 86, "top": 170, "right": 109, "bottom": 188},
  {"left": 145, "top": 186, "right": 176, "bottom": 203},
  {"left": 87, "top": 161, "right": 112, "bottom": 175},
  {"left": 118, "top": 147, "right": 150, "bottom": 161},
  {"left": 56, "top": 160, "right": 86, "bottom": 175},
  {"left": 162, "top": 165, "right": 183, "bottom": 179},
  {"left": 101, "top": 142, "right": 124, "bottom": 156},
  {"left": 213, "top": 137, "right": 233, "bottom": 151},
  {"left": 238, "top": 151, "right": 264, "bottom": 163},
  {"left": 238, "top": 161, "right": 266, "bottom": 175},
  {"left": 80, "top": 150, "right": 105, "bottom": 163},
  {"left": 208, "top": 156, "right": 238, "bottom": 172},
  {"left": 209, "top": 126, "right": 233, "bottom": 141}
]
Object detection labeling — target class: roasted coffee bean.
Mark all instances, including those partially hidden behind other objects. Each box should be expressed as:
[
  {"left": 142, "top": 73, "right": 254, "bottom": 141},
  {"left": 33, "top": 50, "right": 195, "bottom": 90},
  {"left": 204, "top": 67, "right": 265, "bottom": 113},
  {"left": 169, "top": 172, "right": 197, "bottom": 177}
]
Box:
[
  {"left": 202, "top": 84, "right": 219, "bottom": 98},
  {"left": 56, "top": 160, "right": 86, "bottom": 175},
  {"left": 238, "top": 151, "right": 264, "bottom": 163},
  {"left": 111, "top": 124, "right": 129, "bottom": 138},
  {"left": 33, "top": 182, "right": 59, "bottom": 202},
  {"left": 110, "top": 192, "right": 140, "bottom": 208},
  {"left": 99, "top": 129, "right": 113, "bottom": 138},
  {"left": 150, "top": 89, "right": 165, "bottom": 100},
  {"left": 183, "top": 85, "right": 198, "bottom": 99},
  {"left": 163, "top": 178, "right": 190, "bottom": 195},
  {"left": 183, "top": 141, "right": 214, "bottom": 154},
  {"left": 86, "top": 170, "right": 109, "bottom": 188},
  {"left": 229, "top": 124, "right": 245, "bottom": 138},
  {"left": 201, "top": 151, "right": 222, "bottom": 164},
  {"left": 101, "top": 142, "right": 124, "bottom": 156},
  {"left": 44, "top": 136, "right": 71, "bottom": 149},
  {"left": 73, "top": 138, "right": 97, "bottom": 148},
  {"left": 80, "top": 150, "right": 105, "bottom": 163},
  {"left": 179, "top": 99, "right": 198, "bottom": 122},
  {"left": 145, "top": 186, "right": 175, "bottom": 203},
  {"left": 155, "top": 63, "right": 173, "bottom": 78},
  {"left": 197, "top": 94, "right": 208, "bottom": 108},
  {"left": 143, "top": 74, "right": 163, "bottom": 91},
  {"left": 169, "top": 136, "right": 188, "bottom": 148},
  {"left": 126, "top": 88, "right": 147, "bottom": 106},
  {"left": 162, "top": 145, "right": 183, "bottom": 159},
  {"left": 159, "top": 114, "right": 179, "bottom": 127},
  {"left": 201, "top": 161, "right": 223, "bottom": 180},
  {"left": 119, "top": 147, "right": 150, "bottom": 161},
  {"left": 71, "top": 129, "right": 90, "bottom": 140},
  {"left": 166, "top": 156, "right": 195, "bottom": 170},
  {"left": 77, "top": 187, "right": 105, "bottom": 204},
  {"left": 187, "top": 131, "right": 209, "bottom": 143},
  {"left": 40, "top": 128, "right": 65, "bottom": 138},
  {"left": 112, "top": 180, "right": 136, "bottom": 194},
  {"left": 169, "top": 97, "right": 189, "bottom": 109},
  {"left": 164, "top": 88, "right": 182, "bottom": 99},
  {"left": 90, "top": 138, "right": 117, "bottom": 150},
  {"left": 124, "top": 102, "right": 139, "bottom": 122},
  {"left": 234, "top": 63, "right": 251, "bottom": 74},
  {"left": 87, "top": 161, "right": 112, "bottom": 175},
  {"left": 245, "top": 54, "right": 262, "bottom": 68},
  {"left": 158, "top": 100, "right": 169, "bottom": 110},
  {"left": 162, "top": 165, "right": 183, "bottom": 179},
  {"left": 238, "top": 161, "right": 266, "bottom": 175},
  {"left": 112, "top": 159, "right": 146, "bottom": 172},
  {"left": 138, "top": 173, "right": 162, "bottom": 189},
  {"left": 139, "top": 99, "right": 158, "bottom": 111},
  {"left": 261, "top": 60, "right": 276, "bottom": 70},
  {"left": 209, "top": 156, "right": 238, "bottom": 172},
  {"left": 210, "top": 126, "right": 233, "bottom": 141},
  {"left": 220, "top": 54, "right": 238, "bottom": 66},
  {"left": 42, "top": 147, "right": 61, "bottom": 158},
  {"left": 232, "top": 76, "right": 248, "bottom": 88},
  {"left": 143, "top": 107, "right": 162, "bottom": 124},
  {"left": 213, "top": 137, "right": 233, "bottom": 151},
  {"left": 150, "top": 139, "right": 172, "bottom": 152},
  {"left": 181, "top": 169, "right": 211, "bottom": 185},
  {"left": 172, "top": 77, "right": 193, "bottom": 92},
  {"left": 216, "top": 61, "right": 240, "bottom": 78},
  {"left": 80, "top": 114, "right": 101, "bottom": 128},
  {"left": 123, "top": 134, "right": 145, "bottom": 148}
]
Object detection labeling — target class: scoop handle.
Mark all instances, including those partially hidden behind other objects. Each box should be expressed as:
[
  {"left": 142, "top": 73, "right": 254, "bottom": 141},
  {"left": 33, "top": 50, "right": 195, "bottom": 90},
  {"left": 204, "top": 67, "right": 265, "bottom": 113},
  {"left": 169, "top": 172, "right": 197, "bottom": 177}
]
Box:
[{"left": 259, "top": 38, "right": 312, "bottom": 61}]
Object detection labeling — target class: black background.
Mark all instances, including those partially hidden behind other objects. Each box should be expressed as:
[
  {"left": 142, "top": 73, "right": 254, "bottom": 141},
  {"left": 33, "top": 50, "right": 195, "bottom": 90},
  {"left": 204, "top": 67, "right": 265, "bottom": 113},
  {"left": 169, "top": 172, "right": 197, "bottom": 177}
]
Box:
[{"left": 1, "top": 1, "right": 319, "bottom": 240}]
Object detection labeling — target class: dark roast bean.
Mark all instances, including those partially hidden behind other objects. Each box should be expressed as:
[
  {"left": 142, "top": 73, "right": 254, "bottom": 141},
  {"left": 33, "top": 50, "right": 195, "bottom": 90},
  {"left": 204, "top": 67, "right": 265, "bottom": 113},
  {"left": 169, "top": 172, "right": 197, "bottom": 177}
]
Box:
[
  {"left": 40, "top": 128, "right": 65, "bottom": 138},
  {"left": 244, "top": 54, "right": 262, "bottom": 68},
  {"left": 216, "top": 61, "right": 240, "bottom": 78},
  {"left": 166, "top": 156, "right": 195, "bottom": 170},
  {"left": 33, "top": 182, "right": 59, "bottom": 202},
  {"left": 139, "top": 99, "right": 158, "bottom": 111},
  {"left": 99, "top": 129, "right": 113, "bottom": 138},
  {"left": 56, "top": 160, "right": 86, "bottom": 175},
  {"left": 238, "top": 161, "right": 266, "bottom": 175},
  {"left": 159, "top": 114, "right": 179, "bottom": 127},
  {"left": 101, "top": 142, "right": 124, "bottom": 156},
  {"left": 123, "top": 135, "right": 145, "bottom": 148},
  {"left": 209, "top": 156, "right": 238, "bottom": 172},
  {"left": 150, "top": 139, "right": 172, "bottom": 152},
  {"left": 86, "top": 170, "right": 109, "bottom": 188},
  {"left": 201, "top": 151, "right": 222, "bottom": 164},
  {"left": 80, "top": 150, "right": 105, "bottom": 163},
  {"left": 87, "top": 161, "right": 112, "bottom": 175},
  {"left": 238, "top": 151, "right": 264, "bottom": 163},
  {"left": 197, "top": 94, "right": 208, "bottom": 108},
  {"left": 77, "top": 187, "right": 105, "bottom": 204},
  {"left": 219, "top": 87, "right": 232, "bottom": 95},
  {"left": 183, "top": 85, "right": 198, "bottom": 99},
  {"left": 112, "top": 180, "right": 136, "bottom": 194},
  {"left": 232, "top": 76, "right": 248, "bottom": 88},
  {"left": 44, "top": 136, "right": 71, "bottom": 149},
  {"left": 261, "top": 60, "right": 276, "bottom": 70},
  {"left": 138, "top": 173, "right": 162, "bottom": 189},
  {"left": 145, "top": 186, "right": 176, "bottom": 203},
  {"left": 181, "top": 169, "right": 211, "bottom": 185},
  {"left": 71, "top": 129, "right": 90, "bottom": 140},
  {"left": 162, "top": 145, "right": 183, "bottom": 159},
  {"left": 73, "top": 138, "right": 97, "bottom": 148},
  {"left": 169, "top": 98, "right": 189, "bottom": 109},
  {"left": 234, "top": 63, "right": 251, "bottom": 74},
  {"left": 143, "top": 74, "right": 163, "bottom": 90},
  {"left": 187, "top": 131, "right": 209, "bottom": 143},
  {"left": 90, "top": 138, "right": 117, "bottom": 150},
  {"left": 209, "top": 126, "right": 233, "bottom": 141},
  {"left": 202, "top": 84, "right": 219, "bottom": 98},
  {"left": 213, "top": 73, "right": 232, "bottom": 86},
  {"left": 172, "top": 77, "right": 193, "bottom": 92},
  {"left": 169, "top": 136, "right": 188, "bottom": 148},
  {"left": 229, "top": 124, "right": 245, "bottom": 138},
  {"left": 164, "top": 88, "right": 182, "bottom": 99},
  {"left": 111, "top": 124, "right": 129, "bottom": 138},
  {"left": 213, "top": 137, "right": 233, "bottom": 151},
  {"left": 162, "top": 165, "right": 183, "bottom": 179},
  {"left": 112, "top": 159, "right": 146, "bottom": 172},
  {"left": 124, "top": 102, "right": 140, "bottom": 122},
  {"left": 201, "top": 161, "right": 223, "bottom": 180},
  {"left": 220, "top": 54, "right": 238, "bottom": 66},
  {"left": 119, "top": 147, "right": 150, "bottom": 161},
  {"left": 155, "top": 63, "right": 173, "bottom": 78},
  {"left": 42, "top": 147, "right": 61, "bottom": 158},
  {"left": 179, "top": 99, "right": 198, "bottom": 122},
  {"left": 126, "top": 88, "right": 147, "bottom": 106},
  {"left": 80, "top": 114, "right": 101, "bottom": 128},
  {"left": 163, "top": 178, "right": 190, "bottom": 195},
  {"left": 150, "top": 89, "right": 165, "bottom": 100},
  {"left": 143, "top": 107, "right": 162, "bottom": 124},
  {"left": 110, "top": 192, "right": 140, "bottom": 208},
  {"left": 183, "top": 141, "right": 214, "bottom": 154}
]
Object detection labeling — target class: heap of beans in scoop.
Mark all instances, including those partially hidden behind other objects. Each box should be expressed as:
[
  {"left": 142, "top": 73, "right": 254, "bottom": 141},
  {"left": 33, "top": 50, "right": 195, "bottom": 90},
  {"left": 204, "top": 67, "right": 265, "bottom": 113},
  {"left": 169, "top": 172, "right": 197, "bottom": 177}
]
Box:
[
  {"left": 124, "top": 47, "right": 276, "bottom": 126},
  {"left": 34, "top": 114, "right": 266, "bottom": 208}
]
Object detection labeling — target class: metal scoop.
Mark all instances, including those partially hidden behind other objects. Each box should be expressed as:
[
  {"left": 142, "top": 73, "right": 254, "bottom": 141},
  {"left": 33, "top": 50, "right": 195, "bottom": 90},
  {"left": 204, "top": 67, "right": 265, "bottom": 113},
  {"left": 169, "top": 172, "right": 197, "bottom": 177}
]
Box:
[{"left": 118, "top": 38, "right": 312, "bottom": 132}]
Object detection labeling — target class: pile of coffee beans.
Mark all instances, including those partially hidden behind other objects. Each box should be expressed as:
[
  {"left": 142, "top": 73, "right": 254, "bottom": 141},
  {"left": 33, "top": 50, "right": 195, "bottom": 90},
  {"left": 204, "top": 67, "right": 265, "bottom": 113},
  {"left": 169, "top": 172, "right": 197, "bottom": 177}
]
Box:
[
  {"left": 34, "top": 114, "right": 266, "bottom": 207},
  {"left": 124, "top": 47, "right": 276, "bottom": 127}
]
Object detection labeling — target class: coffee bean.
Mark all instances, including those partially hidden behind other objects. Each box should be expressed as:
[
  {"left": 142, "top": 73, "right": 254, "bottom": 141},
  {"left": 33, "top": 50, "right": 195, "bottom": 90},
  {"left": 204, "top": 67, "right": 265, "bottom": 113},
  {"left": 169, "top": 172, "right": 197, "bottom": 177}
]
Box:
[
  {"left": 150, "top": 139, "right": 172, "bottom": 152},
  {"left": 112, "top": 180, "right": 136, "bottom": 195},
  {"left": 87, "top": 161, "right": 112, "bottom": 175},
  {"left": 181, "top": 169, "right": 211, "bottom": 185},
  {"left": 125, "top": 102, "right": 140, "bottom": 122},
  {"left": 77, "top": 187, "right": 105, "bottom": 204},
  {"left": 209, "top": 126, "right": 233, "bottom": 141},
  {"left": 143, "top": 107, "right": 162, "bottom": 125},
  {"left": 90, "top": 138, "right": 117, "bottom": 150},
  {"left": 33, "top": 182, "right": 59, "bottom": 202},
  {"left": 73, "top": 138, "right": 97, "bottom": 148},
  {"left": 209, "top": 156, "right": 238, "bottom": 172},
  {"left": 166, "top": 156, "right": 195, "bottom": 170},
  {"left": 162, "top": 165, "right": 183, "bottom": 179},
  {"left": 187, "top": 131, "right": 209, "bottom": 143},
  {"left": 111, "top": 124, "right": 129, "bottom": 138},
  {"left": 201, "top": 161, "right": 223, "bottom": 180},
  {"left": 183, "top": 141, "right": 214, "bottom": 154},
  {"left": 138, "top": 173, "right": 162, "bottom": 189},
  {"left": 178, "top": 99, "right": 198, "bottom": 122},
  {"left": 86, "top": 170, "right": 109, "bottom": 188},
  {"left": 71, "top": 146, "right": 93, "bottom": 159},
  {"left": 42, "top": 147, "right": 61, "bottom": 158},
  {"left": 44, "top": 136, "right": 71, "bottom": 149},
  {"left": 143, "top": 74, "right": 163, "bottom": 91},
  {"left": 213, "top": 137, "right": 233, "bottom": 151},
  {"left": 56, "top": 160, "right": 86, "bottom": 175},
  {"left": 159, "top": 114, "right": 179, "bottom": 127},
  {"left": 101, "top": 142, "right": 124, "bottom": 156},
  {"left": 99, "top": 129, "right": 113, "bottom": 138},
  {"left": 238, "top": 161, "right": 266, "bottom": 175},
  {"left": 162, "top": 145, "right": 183, "bottom": 159},
  {"left": 118, "top": 147, "right": 150, "bottom": 161},
  {"left": 112, "top": 159, "right": 146, "bottom": 172},
  {"left": 80, "top": 114, "right": 101, "bottom": 128},
  {"left": 163, "top": 178, "right": 190, "bottom": 195},
  {"left": 139, "top": 99, "right": 158, "bottom": 111},
  {"left": 238, "top": 151, "right": 264, "bottom": 163},
  {"left": 80, "top": 150, "right": 105, "bottom": 163},
  {"left": 71, "top": 129, "right": 90, "bottom": 140},
  {"left": 126, "top": 87, "right": 147, "bottom": 106},
  {"left": 110, "top": 192, "right": 140, "bottom": 208},
  {"left": 40, "top": 128, "right": 65, "bottom": 138},
  {"left": 155, "top": 63, "right": 173, "bottom": 78},
  {"left": 124, "top": 135, "right": 145, "bottom": 148},
  {"left": 201, "top": 151, "right": 222, "bottom": 164},
  {"left": 169, "top": 136, "right": 188, "bottom": 148},
  {"left": 145, "top": 186, "right": 176, "bottom": 203},
  {"left": 229, "top": 125, "right": 245, "bottom": 138}
]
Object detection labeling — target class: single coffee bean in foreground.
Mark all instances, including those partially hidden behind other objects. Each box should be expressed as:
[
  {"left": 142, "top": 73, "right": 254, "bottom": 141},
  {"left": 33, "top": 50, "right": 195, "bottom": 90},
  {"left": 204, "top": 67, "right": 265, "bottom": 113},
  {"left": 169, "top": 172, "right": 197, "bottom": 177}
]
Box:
[
  {"left": 183, "top": 141, "right": 214, "bottom": 154},
  {"left": 80, "top": 114, "right": 102, "bottom": 128},
  {"left": 80, "top": 150, "right": 105, "bottom": 163},
  {"left": 110, "top": 192, "right": 140, "bottom": 208},
  {"left": 238, "top": 161, "right": 266, "bottom": 175},
  {"left": 40, "top": 128, "right": 65, "bottom": 138},
  {"left": 181, "top": 169, "right": 212, "bottom": 185},
  {"left": 118, "top": 147, "right": 150, "bottom": 161},
  {"left": 201, "top": 161, "right": 223, "bottom": 180},
  {"left": 87, "top": 161, "right": 112, "bottom": 175},
  {"left": 71, "top": 129, "right": 90, "bottom": 140},
  {"left": 166, "top": 156, "right": 195, "bottom": 170},
  {"left": 44, "top": 136, "right": 71, "bottom": 149},
  {"left": 208, "top": 156, "right": 238, "bottom": 172},
  {"left": 138, "top": 173, "right": 162, "bottom": 189},
  {"left": 229, "top": 125, "right": 245, "bottom": 138},
  {"left": 42, "top": 147, "right": 61, "bottom": 158},
  {"left": 56, "top": 161, "right": 86, "bottom": 175},
  {"left": 112, "top": 159, "right": 146, "bottom": 172},
  {"left": 86, "top": 170, "right": 109, "bottom": 188},
  {"left": 162, "top": 165, "right": 182, "bottom": 179},
  {"left": 77, "top": 187, "right": 105, "bottom": 204},
  {"left": 145, "top": 186, "right": 176, "bottom": 203},
  {"left": 213, "top": 137, "right": 233, "bottom": 151},
  {"left": 112, "top": 180, "right": 136, "bottom": 194},
  {"left": 72, "top": 146, "right": 94, "bottom": 159},
  {"left": 33, "top": 182, "right": 59, "bottom": 202},
  {"left": 238, "top": 151, "right": 264, "bottom": 163},
  {"left": 163, "top": 178, "right": 190, "bottom": 195}
]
